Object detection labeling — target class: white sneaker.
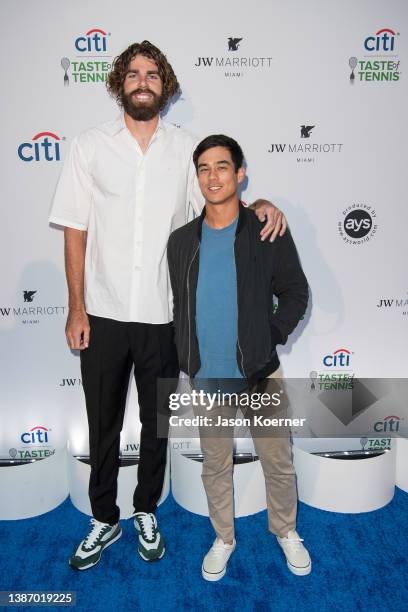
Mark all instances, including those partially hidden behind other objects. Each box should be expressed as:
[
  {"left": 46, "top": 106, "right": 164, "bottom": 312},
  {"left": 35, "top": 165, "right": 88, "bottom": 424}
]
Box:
[
  {"left": 69, "top": 518, "right": 122, "bottom": 570},
  {"left": 276, "top": 530, "right": 312, "bottom": 576},
  {"left": 134, "top": 512, "right": 165, "bottom": 561},
  {"left": 202, "top": 538, "right": 236, "bottom": 582}
]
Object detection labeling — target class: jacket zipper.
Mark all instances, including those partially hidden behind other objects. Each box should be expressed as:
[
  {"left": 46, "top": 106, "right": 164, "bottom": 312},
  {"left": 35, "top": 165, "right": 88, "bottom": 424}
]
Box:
[
  {"left": 187, "top": 244, "right": 199, "bottom": 376},
  {"left": 233, "top": 240, "right": 247, "bottom": 378}
]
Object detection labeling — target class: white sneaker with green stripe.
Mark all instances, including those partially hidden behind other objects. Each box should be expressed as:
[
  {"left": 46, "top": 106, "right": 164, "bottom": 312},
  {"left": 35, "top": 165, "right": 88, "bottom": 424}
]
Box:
[
  {"left": 69, "top": 518, "right": 122, "bottom": 570},
  {"left": 134, "top": 512, "right": 165, "bottom": 561}
]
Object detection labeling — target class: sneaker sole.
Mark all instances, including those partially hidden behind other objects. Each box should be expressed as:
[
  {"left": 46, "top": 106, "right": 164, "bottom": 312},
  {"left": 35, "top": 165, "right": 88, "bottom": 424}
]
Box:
[
  {"left": 202, "top": 566, "right": 226, "bottom": 582},
  {"left": 69, "top": 528, "right": 122, "bottom": 571},
  {"left": 286, "top": 559, "right": 312, "bottom": 576},
  {"left": 138, "top": 546, "right": 165, "bottom": 562}
]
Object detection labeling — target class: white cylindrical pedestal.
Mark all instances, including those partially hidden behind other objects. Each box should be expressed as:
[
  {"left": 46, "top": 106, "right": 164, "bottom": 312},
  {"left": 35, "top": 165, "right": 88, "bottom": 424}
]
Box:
[
  {"left": 68, "top": 451, "right": 170, "bottom": 519},
  {"left": 170, "top": 449, "right": 266, "bottom": 517},
  {"left": 396, "top": 437, "right": 408, "bottom": 492},
  {"left": 293, "top": 439, "right": 396, "bottom": 513},
  {"left": 0, "top": 448, "right": 68, "bottom": 520}
]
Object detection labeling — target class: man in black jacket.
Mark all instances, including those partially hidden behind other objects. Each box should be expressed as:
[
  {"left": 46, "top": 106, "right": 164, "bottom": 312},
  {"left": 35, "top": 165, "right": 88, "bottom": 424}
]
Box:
[{"left": 167, "top": 134, "right": 311, "bottom": 581}]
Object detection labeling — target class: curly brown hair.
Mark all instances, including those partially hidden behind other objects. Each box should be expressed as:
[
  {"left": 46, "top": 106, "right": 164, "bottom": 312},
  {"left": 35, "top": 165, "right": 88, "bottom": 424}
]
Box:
[{"left": 106, "top": 40, "right": 180, "bottom": 110}]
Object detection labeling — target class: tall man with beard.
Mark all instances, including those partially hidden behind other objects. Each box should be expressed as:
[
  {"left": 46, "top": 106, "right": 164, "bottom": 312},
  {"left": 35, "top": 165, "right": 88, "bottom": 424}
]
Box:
[{"left": 49, "top": 40, "right": 287, "bottom": 571}]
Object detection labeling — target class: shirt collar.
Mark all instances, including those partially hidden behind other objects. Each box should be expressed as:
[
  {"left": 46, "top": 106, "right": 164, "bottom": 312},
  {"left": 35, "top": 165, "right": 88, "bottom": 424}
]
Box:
[{"left": 100, "top": 113, "right": 165, "bottom": 138}]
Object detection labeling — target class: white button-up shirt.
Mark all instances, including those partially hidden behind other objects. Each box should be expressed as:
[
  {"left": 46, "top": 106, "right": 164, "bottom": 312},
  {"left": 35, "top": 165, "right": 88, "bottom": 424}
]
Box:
[{"left": 49, "top": 115, "right": 204, "bottom": 323}]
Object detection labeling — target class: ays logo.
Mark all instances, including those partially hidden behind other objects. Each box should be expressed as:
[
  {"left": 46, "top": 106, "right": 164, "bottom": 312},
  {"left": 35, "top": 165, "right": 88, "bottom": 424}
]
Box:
[
  {"left": 60, "top": 27, "right": 112, "bottom": 86},
  {"left": 338, "top": 203, "right": 378, "bottom": 245},
  {"left": 348, "top": 28, "right": 400, "bottom": 84},
  {"left": 18, "top": 132, "right": 64, "bottom": 162}
]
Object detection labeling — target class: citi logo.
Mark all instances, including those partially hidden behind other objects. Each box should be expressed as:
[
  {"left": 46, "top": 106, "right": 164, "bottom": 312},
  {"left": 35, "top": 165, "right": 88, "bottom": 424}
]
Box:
[
  {"left": 18, "top": 132, "right": 63, "bottom": 162},
  {"left": 374, "top": 415, "right": 401, "bottom": 432},
  {"left": 364, "top": 28, "right": 398, "bottom": 52},
  {"left": 323, "top": 348, "right": 352, "bottom": 368},
  {"left": 75, "top": 28, "right": 109, "bottom": 53},
  {"left": 21, "top": 426, "right": 50, "bottom": 444}
]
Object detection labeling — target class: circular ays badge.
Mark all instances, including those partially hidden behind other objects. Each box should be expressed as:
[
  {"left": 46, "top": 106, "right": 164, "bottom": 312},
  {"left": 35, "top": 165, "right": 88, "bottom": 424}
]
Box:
[{"left": 338, "top": 204, "right": 378, "bottom": 245}]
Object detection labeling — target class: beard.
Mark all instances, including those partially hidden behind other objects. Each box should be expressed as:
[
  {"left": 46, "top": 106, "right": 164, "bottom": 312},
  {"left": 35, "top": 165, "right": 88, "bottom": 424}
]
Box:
[{"left": 121, "top": 88, "right": 163, "bottom": 121}]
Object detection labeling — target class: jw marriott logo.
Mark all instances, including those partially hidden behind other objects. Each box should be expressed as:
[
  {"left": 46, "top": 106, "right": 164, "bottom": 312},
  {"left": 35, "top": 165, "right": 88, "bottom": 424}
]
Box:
[{"left": 194, "top": 36, "right": 273, "bottom": 77}]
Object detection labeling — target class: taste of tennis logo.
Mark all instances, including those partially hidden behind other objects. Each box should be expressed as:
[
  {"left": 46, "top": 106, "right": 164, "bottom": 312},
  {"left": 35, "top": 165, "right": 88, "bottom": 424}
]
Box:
[
  {"left": 60, "top": 27, "right": 112, "bottom": 86},
  {"left": 310, "top": 348, "right": 355, "bottom": 391},
  {"left": 337, "top": 204, "right": 378, "bottom": 245},
  {"left": 348, "top": 28, "right": 401, "bottom": 84},
  {"left": 7, "top": 426, "right": 56, "bottom": 461},
  {"left": 194, "top": 36, "right": 273, "bottom": 78}
]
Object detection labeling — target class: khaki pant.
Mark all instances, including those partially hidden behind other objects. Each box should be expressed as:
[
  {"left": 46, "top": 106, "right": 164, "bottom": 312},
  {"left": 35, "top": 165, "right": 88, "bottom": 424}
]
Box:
[{"left": 197, "top": 368, "right": 298, "bottom": 541}]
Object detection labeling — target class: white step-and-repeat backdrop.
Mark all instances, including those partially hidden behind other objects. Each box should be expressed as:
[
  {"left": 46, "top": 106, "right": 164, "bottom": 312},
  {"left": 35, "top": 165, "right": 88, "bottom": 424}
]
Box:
[{"left": 0, "top": 0, "right": 407, "bottom": 463}]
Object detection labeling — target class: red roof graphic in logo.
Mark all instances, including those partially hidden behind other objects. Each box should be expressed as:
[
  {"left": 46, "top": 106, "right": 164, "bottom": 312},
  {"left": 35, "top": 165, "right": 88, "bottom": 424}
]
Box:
[{"left": 32, "top": 132, "right": 60, "bottom": 141}]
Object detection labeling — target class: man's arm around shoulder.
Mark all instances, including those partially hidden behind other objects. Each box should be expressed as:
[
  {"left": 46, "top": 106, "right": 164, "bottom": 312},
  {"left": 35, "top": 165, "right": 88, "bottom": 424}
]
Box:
[{"left": 270, "top": 229, "right": 309, "bottom": 344}]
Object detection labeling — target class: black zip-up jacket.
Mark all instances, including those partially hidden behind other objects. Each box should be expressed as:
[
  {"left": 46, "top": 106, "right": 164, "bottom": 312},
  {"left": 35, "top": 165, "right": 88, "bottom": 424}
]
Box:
[{"left": 167, "top": 203, "right": 309, "bottom": 385}]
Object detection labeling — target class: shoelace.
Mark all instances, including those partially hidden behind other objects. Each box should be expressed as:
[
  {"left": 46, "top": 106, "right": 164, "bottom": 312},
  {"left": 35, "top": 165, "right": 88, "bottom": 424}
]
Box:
[
  {"left": 136, "top": 513, "right": 156, "bottom": 541},
  {"left": 83, "top": 518, "right": 110, "bottom": 550},
  {"left": 210, "top": 540, "right": 231, "bottom": 557},
  {"left": 283, "top": 536, "right": 304, "bottom": 551}
]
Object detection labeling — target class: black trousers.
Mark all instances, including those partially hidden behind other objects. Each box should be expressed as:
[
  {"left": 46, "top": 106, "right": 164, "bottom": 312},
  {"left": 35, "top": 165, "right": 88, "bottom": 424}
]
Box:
[{"left": 80, "top": 314, "right": 179, "bottom": 524}]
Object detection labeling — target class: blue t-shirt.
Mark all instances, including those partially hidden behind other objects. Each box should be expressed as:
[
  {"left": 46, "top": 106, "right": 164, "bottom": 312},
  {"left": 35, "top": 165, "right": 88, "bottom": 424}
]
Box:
[{"left": 195, "top": 217, "right": 244, "bottom": 383}]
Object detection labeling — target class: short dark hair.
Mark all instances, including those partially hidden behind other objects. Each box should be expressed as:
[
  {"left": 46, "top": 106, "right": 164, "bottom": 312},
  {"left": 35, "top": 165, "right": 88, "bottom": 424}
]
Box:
[{"left": 193, "top": 134, "right": 244, "bottom": 173}]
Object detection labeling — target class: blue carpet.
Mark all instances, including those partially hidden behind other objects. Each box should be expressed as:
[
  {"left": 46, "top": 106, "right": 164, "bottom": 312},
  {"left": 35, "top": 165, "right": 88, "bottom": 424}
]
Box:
[{"left": 1, "top": 489, "right": 407, "bottom": 612}]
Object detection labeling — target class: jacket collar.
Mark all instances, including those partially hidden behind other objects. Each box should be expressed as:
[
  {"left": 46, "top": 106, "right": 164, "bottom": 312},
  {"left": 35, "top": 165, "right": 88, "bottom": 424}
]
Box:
[{"left": 197, "top": 201, "right": 248, "bottom": 240}]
